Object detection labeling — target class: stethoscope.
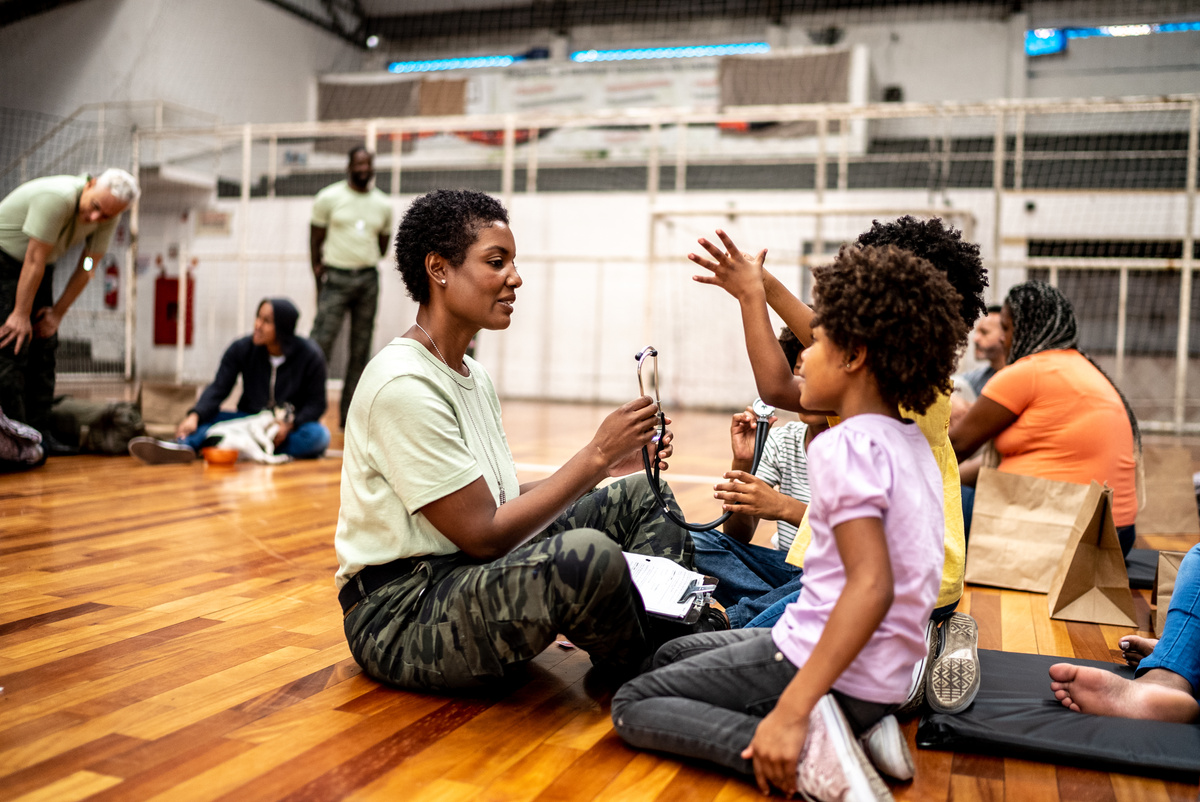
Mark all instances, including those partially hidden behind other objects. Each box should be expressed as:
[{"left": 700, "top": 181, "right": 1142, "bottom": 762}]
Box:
[{"left": 636, "top": 345, "right": 775, "bottom": 532}]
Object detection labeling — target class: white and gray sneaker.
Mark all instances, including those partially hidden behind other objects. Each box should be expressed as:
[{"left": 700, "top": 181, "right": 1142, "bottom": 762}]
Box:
[
  {"left": 895, "top": 618, "right": 940, "bottom": 716},
  {"left": 128, "top": 436, "right": 196, "bottom": 465},
  {"left": 927, "top": 612, "right": 980, "bottom": 715},
  {"left": 796, "top": 694, "right": 893, "bottom": 802},
  {"left": 859, "top": 715, "right": 914, "bottom": 782}
]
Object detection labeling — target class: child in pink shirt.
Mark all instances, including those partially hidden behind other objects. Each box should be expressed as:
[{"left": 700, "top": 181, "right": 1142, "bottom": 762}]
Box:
[{"left": 613, "top": 242, "right": 967, "bottom": 800}]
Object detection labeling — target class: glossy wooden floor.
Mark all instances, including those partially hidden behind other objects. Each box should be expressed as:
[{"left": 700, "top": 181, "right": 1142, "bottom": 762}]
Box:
[{"left": 2, "top": 399, "right": 1198, "bottom": 801}]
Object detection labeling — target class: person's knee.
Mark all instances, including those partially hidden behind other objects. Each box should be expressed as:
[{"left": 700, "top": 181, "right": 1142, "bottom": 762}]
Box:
[{"left": 549, "top": 529, "right": 627, "bottom": 597}]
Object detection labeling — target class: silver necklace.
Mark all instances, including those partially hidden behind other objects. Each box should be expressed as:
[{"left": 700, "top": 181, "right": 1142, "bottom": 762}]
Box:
[{"left": 415, "top": 322, "right": 507, "bottom": 505}]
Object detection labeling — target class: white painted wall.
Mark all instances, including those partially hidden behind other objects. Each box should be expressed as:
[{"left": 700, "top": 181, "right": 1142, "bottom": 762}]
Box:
[
  {"left": 142, "top": 186, "right": 1196, "bottom": 413},
  {"left": 0, "top": 0, "right": 364, "bottom": 122}
]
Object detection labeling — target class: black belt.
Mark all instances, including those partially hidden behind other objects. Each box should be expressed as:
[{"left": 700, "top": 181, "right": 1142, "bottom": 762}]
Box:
[
  {"left": 325, "top": 264, "right": 377, "bottom": 275},
  {"left": 338, "top": 556, "right": 420, "bottom": 615}
]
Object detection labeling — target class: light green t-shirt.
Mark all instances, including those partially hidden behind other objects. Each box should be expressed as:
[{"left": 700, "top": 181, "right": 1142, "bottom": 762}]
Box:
[
  {"left": 0, "top": 174, "right": 117, "bottom": 264},
  {"left": 334, "top": 338, "right": 521, "bottom": 588},
  {"left": 311, "top": 180, "right": 392, "bottom": 270}
]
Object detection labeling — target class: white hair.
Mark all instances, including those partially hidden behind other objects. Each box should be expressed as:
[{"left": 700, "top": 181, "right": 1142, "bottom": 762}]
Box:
[{"left": 95, "top": 168, "right": 141, "bottom": 204}]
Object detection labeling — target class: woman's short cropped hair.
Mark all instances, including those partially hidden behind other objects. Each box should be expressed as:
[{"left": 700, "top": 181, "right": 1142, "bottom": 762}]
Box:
[
  {"left": 812, "top": 245, "right": 968, "bottom": 415},
  {"left": 394, "top": 189, "right": 509, "bottom": 305},
  {"left": 855, "top": 215, "right": 987, "bottom": 338}
]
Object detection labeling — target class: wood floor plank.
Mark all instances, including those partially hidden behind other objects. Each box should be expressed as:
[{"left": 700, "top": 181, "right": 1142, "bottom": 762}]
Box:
[
  {"left": 9, "top": 769, "right": 124, "bottom": 802},
  {"left": 1004, "top": 758, "right": 1060, "bottom": 802}
]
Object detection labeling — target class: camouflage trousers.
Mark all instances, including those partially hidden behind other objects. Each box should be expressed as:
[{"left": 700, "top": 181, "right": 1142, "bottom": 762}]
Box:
[
  {"left": 310, "top": 266, "right": 378, "bottom": 428},
  {"left": 343, "top": 473, "right": 694, "bottom": 692}
]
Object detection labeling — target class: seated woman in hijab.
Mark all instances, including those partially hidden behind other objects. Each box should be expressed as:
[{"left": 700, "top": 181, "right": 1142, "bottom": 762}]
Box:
[
  {"left": 949, "top": 281, "right": 1140, "bottom": 553},
  {"left": 128, "top": 297, "right": 331, "bottom": 463}
]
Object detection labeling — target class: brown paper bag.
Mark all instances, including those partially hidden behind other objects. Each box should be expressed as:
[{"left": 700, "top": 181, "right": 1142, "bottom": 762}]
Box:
[
  {"left": 1152, "top": 550, "right": 1187, "bottom": 637},
  {"left": 1138, "top": 446, "right": 1200, "bottom": 534},
  {"left": 1047, "top": 482, "right": 1137, "bottom": 626},
  {"left": 965, "top": 468, "right": 1091, "bottom": 593}
]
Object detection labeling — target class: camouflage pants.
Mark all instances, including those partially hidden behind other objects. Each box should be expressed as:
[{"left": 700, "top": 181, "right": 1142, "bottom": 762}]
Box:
[
  {"left": 310, "top": 266, "right": 378, "bottom": 427},
  {"left": 0, "top": 250, "right": 57, "bottom": 433},
  {"left": 343, "top": 473, "right": 694, "bottom": 692}
]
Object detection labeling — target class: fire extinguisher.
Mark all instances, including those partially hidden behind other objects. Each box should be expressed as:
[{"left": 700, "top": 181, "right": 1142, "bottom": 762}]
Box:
[{"left": 104, "top": 262, "right": 119, "bottom": 309}]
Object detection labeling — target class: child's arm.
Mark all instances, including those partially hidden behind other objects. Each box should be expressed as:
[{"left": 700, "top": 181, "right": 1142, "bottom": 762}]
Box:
[
  {"left": 689, "top": 230, "right": 803, "bottom": 412},
  {"left": 741, "top": 516, "right": 894, "bottom": 796},
  {"left": 762, "top": 269, "right": 815, "bottom": 346},
  {"left": 722, "top": 408, "right": 763, "bottom": 544}
]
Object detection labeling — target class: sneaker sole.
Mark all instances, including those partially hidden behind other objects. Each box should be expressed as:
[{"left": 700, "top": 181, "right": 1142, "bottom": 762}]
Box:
[
  {"left": 129, "top": 438, "right": 195, "bottom": 465},
  {"left": 927, "top": 612, "right": 980, "bottom": 715}
]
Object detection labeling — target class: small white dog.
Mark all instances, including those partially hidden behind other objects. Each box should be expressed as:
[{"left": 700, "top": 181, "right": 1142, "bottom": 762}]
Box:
[{"left": 204, "top": 409, "right": 292, "bottom": 464}]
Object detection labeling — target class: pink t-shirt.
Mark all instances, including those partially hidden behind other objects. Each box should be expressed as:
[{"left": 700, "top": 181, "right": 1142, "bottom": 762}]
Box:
[{"left": 771, "top": 414, "right": 945, "bottom": 705}]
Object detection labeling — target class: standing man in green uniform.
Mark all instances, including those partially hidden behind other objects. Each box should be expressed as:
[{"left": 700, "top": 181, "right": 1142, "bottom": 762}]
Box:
[
  {"left": 309, "top": 146, "right": 392, "bottom": 428},
  {"left": 0, "top": 168, "right": 139, "bottom": 440}
]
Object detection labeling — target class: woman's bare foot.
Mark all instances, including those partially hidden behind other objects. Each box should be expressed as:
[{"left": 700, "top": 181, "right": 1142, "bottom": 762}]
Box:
[
  {"left": 1048, "top": 663, "right": 1199, "bottom": 723},
  {"left": 1118, "top": 635, "right": 1158, "bottom": 667}
]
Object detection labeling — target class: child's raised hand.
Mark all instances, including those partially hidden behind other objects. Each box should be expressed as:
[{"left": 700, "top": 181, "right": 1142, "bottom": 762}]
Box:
[
  {"left": 729, "top": 407, "right": 773, "bottom": 463},
  {"left": 742, "top": 707, "right": 808, "bottom": 796},
  {"left": 689, "top": 229, "right": 767, "bottom": 301}
]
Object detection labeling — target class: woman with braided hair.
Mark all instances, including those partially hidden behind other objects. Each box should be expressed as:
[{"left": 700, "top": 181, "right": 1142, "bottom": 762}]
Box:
[{"left": 950, "top": 280, "right": 1141, "bottom": 553}]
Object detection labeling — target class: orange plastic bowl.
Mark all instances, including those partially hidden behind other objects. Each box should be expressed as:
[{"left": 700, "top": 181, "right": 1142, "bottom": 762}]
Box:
[{"left": 201, "top": 446, "right": 239, "bottom": 466}]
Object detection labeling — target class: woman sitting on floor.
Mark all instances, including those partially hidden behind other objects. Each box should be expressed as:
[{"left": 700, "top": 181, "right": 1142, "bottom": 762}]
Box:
[
  {"left": 949, "top": 281, "right": 1141, "bottom": 554},
  {"left": 333, "top": 189, "right": 703, "bottom": 693},
  {"left": 129, "top": 297, "right": 331, "bottom": 463}
]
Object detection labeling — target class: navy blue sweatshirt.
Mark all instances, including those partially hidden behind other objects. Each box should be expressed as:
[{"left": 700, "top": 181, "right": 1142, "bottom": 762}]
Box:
[{"left": 190, "top": 298, "right": 328, "bottom": 427}]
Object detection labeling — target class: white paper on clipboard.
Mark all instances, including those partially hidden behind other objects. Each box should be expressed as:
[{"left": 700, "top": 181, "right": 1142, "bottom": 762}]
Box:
[{"left": 624, "top": 553, "right": 714, "bottom": 620}]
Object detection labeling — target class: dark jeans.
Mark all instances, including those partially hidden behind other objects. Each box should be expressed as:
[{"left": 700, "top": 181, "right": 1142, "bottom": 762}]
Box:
[
  {"left": 691, "top": 529, "right": 803, "bottom": 627},
  {"left": 612, "top": 629, "right": 892, "bottom": 777},
  {"left": 0, "top": 249, "right": 56, "bottom": 433},
  {"left": 310, "top": 267, "right": 378, "bottom": 427}
]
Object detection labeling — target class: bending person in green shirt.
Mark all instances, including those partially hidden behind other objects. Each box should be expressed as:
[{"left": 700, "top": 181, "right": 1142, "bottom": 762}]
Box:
[{"left": 0, "top": 169, "right": 139, "bottom": 442}]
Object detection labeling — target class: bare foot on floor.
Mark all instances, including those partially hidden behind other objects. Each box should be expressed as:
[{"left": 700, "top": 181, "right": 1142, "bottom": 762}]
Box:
[
  {"left": 1117, "top": 635, "right": 1157, "bottom": 667},
  {"left": 1048, "top": 663, "right": 1199, "bottom": 723}
]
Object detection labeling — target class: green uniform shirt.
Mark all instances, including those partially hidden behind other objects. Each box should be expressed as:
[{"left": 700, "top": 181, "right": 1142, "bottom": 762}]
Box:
[
  {"left": 311, "top": 180, "right": 392, "bottom": 270},
  {"left": 0, "top": 174, "right": 117, "bottom": 264},
  {"left": 333, "top": 339, "right": 520, "bottom": 589}
]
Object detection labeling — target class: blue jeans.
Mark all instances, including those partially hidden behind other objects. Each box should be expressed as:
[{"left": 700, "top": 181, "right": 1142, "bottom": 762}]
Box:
[
  {"left": 692, "top": 530, "right": 803, "bottom": 628},
  {"left": 611, "top": 629, "right": 890, "bottom": 777},
  {"left": 1137, "top": 543, "right": 1200, "bottom": 694},
  {"left": 182, "top": 411, "right": 330, "bottom": 459}
]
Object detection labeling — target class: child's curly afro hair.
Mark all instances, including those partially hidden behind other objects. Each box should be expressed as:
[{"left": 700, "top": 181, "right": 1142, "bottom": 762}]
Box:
[
  {"left": 394, "top": 189, "right": 509, "bottom": 305},
  {"left": 812, "top": 245, "right": 968, "bottom": 415},
  {"left": 855, "top": 215, "right": 987, "bottom": 339}
]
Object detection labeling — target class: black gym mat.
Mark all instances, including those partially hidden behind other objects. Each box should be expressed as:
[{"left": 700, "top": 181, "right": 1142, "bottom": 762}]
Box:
[{"left": 917, "top": 649, "right": 1200, "bottom": 781}]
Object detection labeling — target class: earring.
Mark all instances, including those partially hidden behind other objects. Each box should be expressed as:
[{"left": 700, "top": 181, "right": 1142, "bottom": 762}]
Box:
[{"left": 441, "top": 279, "right": 446, "bottom": 285}]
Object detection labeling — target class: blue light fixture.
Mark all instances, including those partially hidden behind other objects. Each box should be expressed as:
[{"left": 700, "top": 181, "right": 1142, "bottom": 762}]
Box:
[
  {"left": 1026, "top": 19, "right": 1200, "bottom": 56},
  {"left": 388, "top": 55, "right": 518, "bottom": 74},
  {"left": 570, "top": 42, "right": 770, "bottom": 63}
]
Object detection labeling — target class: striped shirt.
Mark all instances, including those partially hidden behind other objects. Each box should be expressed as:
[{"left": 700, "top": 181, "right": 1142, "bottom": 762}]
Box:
[{"left": 754, "top": 421, "right": 812, "bottom": 551}]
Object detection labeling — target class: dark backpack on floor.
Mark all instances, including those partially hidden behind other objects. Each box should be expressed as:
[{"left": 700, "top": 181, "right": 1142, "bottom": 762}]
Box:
[{"left": 49, "top": 397, "right": 146, "bottom": 455}]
